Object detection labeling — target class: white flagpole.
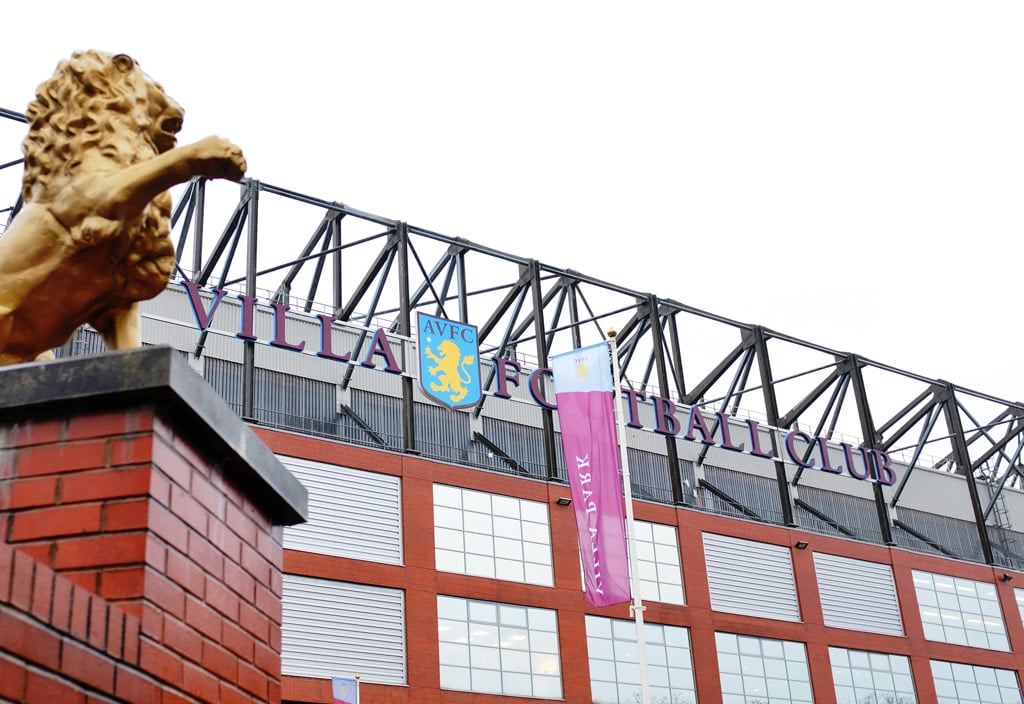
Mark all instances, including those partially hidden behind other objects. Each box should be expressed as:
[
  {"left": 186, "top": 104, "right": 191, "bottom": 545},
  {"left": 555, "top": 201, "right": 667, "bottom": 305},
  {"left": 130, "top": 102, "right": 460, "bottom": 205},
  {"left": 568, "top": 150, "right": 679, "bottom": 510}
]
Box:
[{"left": 607, "top": 329, "right": 652, "bottom": 704}]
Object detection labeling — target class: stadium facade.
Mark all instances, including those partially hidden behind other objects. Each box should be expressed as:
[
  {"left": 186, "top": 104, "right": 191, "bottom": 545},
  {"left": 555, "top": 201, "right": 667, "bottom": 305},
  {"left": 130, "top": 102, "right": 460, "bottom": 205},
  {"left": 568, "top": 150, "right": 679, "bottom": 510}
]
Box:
[{"left": 4, "top": 115, "right": 1024, "bottom": 701}]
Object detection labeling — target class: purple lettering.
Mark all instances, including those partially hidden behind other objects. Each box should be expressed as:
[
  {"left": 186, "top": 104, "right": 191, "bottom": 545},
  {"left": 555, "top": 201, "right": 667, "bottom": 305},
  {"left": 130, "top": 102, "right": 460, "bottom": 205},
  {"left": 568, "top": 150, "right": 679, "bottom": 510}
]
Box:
[
  {"left": 182, "top": 280, "right": 227, "bottom": 330},
  {"left": 843, "top": 443, "right": 871, "bottom": 480},
  {"left": 785, "top": 430, "right": 815, "bottom": 468},
  {"left": 746, "top": 419, "right": 775, "bottom": 459},
  {"left": 684, "top": 406, "right": 715, "bottom": 445},
  {"left": 872, "top": 449, "right": 896, "bottom": 485},
  {"left": 817, "top": 437, "right": 843, "bottom": 474},
  {"left": 492, "top": 356, "right": 522, "bottom": 399},
  {"left": 269, "top": 302, "right": 305, "bottom": 352},
  {"left": 621, "top": 387, "right": 647, "bottom": 429},
  {"left": 529, "top": 368, "right": 556, "bottom": 409},
  {"left": 652, "top": 395, "right": 680, "bottom": 436},
  {"left": 717, "top": 411, "right": 746, "bottom": 452},
  {"left": 360, "top": 328, "right": 402, "bottom": 373},
  {"left": 236, "top": 294, "right": 258, "bottom": 341},
  {"left": 315, "top": 314, "right": 351, "bottom": 362}
]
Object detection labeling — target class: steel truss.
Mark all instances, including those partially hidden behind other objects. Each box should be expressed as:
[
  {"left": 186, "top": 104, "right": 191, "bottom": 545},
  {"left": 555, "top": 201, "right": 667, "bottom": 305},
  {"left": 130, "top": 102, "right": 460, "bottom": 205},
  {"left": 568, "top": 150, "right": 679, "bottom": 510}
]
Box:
[{"left": 3, "top": 109, "right": 1024, "bottom": 567}]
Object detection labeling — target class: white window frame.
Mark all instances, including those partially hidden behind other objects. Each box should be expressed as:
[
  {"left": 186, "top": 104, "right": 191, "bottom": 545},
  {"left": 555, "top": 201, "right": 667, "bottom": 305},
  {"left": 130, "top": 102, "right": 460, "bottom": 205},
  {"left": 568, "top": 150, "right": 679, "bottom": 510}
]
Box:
[
  {"left": 931, "top": 659, "right": 1023, "bottom": 704},
  {"left": 912, "top": 570, "right": 1009, "bottom": 651},
  {"left": 634, "top": 520, "right": 685, "bottom": 605},
  {"left": 433, "top": 484, "right": 553, "bottom": 586},
  {"left": 715, "top": 632, "right": 813, "bottom": 704},
  {"left": 586, "top": 615, "right": 696, "bottom": 704},
  {"left": 437, "top": 595, "right": 561, "bottom": 699},
  {"left": 829, "top": 646, "right": 917, "bottom": 704}
]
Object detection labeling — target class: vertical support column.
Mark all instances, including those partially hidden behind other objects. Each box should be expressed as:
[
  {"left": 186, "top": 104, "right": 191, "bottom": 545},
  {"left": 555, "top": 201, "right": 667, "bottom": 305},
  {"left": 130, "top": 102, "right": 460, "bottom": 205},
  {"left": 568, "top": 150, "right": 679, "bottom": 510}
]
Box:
[
  {"left": 752, "top": 326, "right": 795, "bottom": 526},
  {"left": 647, "top": 296, "right": 685, "bottom": 505},
  {"left": 397, "top": 222, "right": 416, "bottom": 453},
  {"left": 457, "top": 249, "right": 469, "bottom": 323},
  {"left": 191, "top": 178, "right": 206, "bottom": 277},
  {"left": 331, "top": 212, "right": 342, "bottom": 312},
  {"left": 943, "top": 383, "right": 996, "bottom": 564},
  {"left": 848, "top": 355, "right": 895, "bottom": 545},
  {"left": 242, "top": 179, "right": 259, "bottom": 420},
  {"left": 528, "top": 260, "right": 559, "bottom": 481}
]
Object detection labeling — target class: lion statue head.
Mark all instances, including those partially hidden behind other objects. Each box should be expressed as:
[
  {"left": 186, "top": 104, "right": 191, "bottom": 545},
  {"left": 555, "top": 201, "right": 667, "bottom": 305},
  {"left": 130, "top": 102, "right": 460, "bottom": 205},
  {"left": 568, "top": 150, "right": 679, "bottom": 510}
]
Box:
[
  {"left": 0, "top": 50, "right": 245, "bottom": 364},
  {"left": 21, "top": 49, "right": 182, "bottom": 301}
]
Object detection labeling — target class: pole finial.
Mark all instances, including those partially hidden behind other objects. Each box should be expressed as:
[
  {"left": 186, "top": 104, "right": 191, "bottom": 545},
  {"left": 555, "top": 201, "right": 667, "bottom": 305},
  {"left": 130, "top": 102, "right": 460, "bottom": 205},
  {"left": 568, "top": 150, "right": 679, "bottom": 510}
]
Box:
[{"left": 607, "top": 328, "right": 617, "bottom": 339}]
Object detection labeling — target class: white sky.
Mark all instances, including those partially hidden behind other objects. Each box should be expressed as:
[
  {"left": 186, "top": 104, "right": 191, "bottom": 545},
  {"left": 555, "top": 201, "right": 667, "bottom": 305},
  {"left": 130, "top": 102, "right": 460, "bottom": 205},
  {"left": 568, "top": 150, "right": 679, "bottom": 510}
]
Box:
[{"left": 2, "top": 2, "right": 1023, "bottom": 405}]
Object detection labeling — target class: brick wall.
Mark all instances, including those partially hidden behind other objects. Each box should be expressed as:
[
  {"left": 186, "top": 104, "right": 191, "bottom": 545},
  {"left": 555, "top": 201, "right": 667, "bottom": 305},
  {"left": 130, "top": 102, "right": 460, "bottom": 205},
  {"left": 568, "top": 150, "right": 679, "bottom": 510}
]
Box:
[{"left": 0, "top": 348, "right": 306, "bottom": 704}]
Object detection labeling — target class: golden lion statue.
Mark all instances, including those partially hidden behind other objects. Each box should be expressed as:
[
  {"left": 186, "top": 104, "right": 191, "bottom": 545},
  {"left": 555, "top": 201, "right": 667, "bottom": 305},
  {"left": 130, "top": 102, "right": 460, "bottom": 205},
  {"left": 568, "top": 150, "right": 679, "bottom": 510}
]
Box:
[{"left": 0, "top": 49, "right": 246, "bottom": 365}]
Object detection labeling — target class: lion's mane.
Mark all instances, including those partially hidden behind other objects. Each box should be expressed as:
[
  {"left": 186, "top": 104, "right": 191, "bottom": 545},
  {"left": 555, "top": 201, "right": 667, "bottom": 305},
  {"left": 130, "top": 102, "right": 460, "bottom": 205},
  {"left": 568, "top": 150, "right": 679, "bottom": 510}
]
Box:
[{"left": 20, "top": 49, "right": 175, "bottom": 299}]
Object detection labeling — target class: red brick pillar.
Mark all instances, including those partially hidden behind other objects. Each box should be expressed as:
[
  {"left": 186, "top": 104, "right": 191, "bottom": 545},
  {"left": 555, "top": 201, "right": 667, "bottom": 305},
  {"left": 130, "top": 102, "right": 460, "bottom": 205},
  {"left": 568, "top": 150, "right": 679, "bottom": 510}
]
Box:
[{"left": 0, "top": 347, "right": 307, "bottom": 703}]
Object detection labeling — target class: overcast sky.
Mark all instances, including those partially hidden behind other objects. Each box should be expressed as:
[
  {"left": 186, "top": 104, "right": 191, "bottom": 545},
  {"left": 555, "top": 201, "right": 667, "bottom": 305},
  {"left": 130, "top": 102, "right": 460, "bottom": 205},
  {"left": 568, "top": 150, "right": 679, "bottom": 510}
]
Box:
[{"left": 2, "top": 2, "right": 1022, "bottom": 404}]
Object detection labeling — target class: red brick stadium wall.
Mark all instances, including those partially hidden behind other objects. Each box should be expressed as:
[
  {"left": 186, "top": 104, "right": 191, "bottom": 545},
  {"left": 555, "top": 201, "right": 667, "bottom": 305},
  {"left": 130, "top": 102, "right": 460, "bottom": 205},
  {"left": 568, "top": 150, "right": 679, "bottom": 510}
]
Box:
[{"left": 0, "top": 349, "right": 305, "bottom": 704}]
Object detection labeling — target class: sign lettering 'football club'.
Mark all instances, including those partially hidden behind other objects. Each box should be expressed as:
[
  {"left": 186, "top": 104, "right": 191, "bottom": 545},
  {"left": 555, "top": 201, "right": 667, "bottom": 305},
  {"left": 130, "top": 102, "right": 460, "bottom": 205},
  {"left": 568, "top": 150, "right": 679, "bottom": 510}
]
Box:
[{"left": 417, "top": 313, "right": 482, "bottom": 409}]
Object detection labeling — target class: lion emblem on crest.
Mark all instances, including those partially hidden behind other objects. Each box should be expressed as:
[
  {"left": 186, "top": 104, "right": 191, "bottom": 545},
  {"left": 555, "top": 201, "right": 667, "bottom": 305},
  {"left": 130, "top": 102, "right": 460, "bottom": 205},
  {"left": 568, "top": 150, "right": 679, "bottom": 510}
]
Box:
[
  {"left": 426, "top": 339, "right": 475, "bottom": 404},
  {"left": 0, "top": 49, "right": 246, "bottom": 365}
]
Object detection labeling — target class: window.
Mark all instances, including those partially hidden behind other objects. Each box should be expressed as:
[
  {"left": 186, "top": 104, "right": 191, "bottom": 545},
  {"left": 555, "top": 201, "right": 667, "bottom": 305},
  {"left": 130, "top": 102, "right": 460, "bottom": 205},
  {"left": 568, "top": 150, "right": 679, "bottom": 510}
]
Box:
[
  {"left": 931, "top": 660, "right": 1022, "bottom": 704},
  {"left": 715, "top": 632, "right": 812, "bottom": 704},
  {"left": 830, "top": 647, "right": 916, "bottom": 704},
  {"left": 433, "top": 484, "right": 553, "bottom": 585},
  {"left": 635, "top": 520, "right": 685, "bottom": 604},
  {"left": 704, "top": 533, "right": 800, "bottom": 622},
  {"left": 912, "top": 571, "right": 1009, "bottom": 650},
  {"left": 586, "top": 615, "right": 696, "bottom": 704},
  {"left": 437, "top": 595, "right": 561, "bottom": 698}
]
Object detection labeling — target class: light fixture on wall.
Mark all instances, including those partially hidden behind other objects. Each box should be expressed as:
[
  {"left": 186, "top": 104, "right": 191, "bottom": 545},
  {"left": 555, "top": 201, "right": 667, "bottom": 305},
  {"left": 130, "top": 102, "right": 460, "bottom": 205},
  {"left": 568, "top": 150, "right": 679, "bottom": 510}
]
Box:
[
  {"left": 1001, "top": 573, "right": 1013, "bottom": 582},
  {"left": 794, "top": 541, "right": 809, "bottom": 550},
  {"left": 556, "top": 497, "right": 572, "bottom": 506}
]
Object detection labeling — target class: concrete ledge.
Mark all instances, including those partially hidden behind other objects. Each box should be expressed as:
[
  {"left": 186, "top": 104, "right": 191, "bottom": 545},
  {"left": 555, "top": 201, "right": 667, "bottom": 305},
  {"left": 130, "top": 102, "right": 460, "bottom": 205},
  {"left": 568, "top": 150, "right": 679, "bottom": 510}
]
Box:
[{"left": 0, "top": 346, "right": 307, "bottom": 525}]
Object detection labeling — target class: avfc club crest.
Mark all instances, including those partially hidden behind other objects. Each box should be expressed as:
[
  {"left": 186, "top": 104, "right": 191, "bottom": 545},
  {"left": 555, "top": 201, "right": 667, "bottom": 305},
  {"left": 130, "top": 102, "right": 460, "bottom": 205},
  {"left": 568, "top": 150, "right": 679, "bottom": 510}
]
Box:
[{"left": 418, "top": 312, "right": 482, "bottom": 409}]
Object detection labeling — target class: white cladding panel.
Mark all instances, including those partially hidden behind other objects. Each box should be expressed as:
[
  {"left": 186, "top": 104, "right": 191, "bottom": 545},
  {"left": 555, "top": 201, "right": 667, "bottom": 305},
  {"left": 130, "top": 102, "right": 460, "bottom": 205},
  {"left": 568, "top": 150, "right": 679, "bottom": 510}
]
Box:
[
  {"left": 703, "top": 533, "right": 800, "bottom": 622},
  {"left": 814, "top": 552, "right": 904, "bottom": 636},
  {"left": 281, "top": 574, "right": 406, "bottom": 684},
  {"left": 280, "top": 456, "right": 403, "bottom": 565}
]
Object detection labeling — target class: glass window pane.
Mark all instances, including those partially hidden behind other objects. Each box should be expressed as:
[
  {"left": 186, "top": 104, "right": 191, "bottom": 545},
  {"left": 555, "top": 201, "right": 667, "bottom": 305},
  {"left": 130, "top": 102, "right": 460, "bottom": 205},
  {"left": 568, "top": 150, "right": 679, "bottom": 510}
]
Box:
[
  {"left": 718, "top": 632, "right": 811, "bottom": 704},
  {"left": 433, "top": 485, "right": 553, "bottom": 586},
  {"left": 586, "top": 616, "right": 695, "bottom": 704},
  {"left": 438, "top": 595, "right": 561, "bottom": 697},
  {"left": 914, "top": 570, "right": 1008, "bottom": 651}
]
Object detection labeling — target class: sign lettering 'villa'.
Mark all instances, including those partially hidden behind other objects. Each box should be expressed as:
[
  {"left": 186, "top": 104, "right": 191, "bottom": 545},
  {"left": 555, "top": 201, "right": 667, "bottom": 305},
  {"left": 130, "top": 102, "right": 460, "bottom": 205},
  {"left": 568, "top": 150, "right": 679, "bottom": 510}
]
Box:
[{"left": 183, "top": 281, "right": 897, "bottom": 485}]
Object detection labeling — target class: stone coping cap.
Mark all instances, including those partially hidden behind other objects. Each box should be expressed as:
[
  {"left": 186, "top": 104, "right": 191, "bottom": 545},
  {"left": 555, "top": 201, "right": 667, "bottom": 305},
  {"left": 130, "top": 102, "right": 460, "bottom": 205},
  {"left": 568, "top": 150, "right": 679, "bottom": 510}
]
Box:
[{"left": 0, "top": 346, "right": 307, "bottom": 526}]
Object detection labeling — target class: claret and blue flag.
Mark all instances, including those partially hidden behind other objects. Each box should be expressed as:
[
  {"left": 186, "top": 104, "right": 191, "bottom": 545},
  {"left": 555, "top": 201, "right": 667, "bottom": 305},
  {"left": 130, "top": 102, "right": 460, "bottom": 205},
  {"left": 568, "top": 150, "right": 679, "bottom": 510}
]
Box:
[
  {"left": 550, "top": 342, "right": 632, "bottom": 607},
  {"left": 332, "top": 676, "right": 358, "bottom": 704}
]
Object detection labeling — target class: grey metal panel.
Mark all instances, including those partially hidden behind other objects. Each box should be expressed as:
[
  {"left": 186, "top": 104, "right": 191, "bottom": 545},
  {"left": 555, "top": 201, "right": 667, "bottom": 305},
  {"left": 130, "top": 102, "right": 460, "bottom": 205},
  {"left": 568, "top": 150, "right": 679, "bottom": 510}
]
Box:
[
  {"left": 703, "top": 532, "right": 801, "bottom": 622},
  {"left": 280, "top": 456, "right": 402, "bottom": 565},
  {"left": 350, "top": 389, "right": 403, "bottom": 448},
  {"left": 254, "top": 367, "right": 338, "bottom": 436},
  {"left": 627, "top": 448, "right": 674, "bottom": 504},
  {"left": 895, "top": 507, "right": 985, "bottom": 563},
  {"left": 702, "top": 465, "right": 786, "bottom": 524},
  {"left": 814, "top": 552, "right": 903, "bottom": 636},
  {"left": 797, "top": 485, "right": 885, "bottom": 544},
  {"left": 480, "top": 416, "right": 550, "bottom": 479},
  {"left": 281, "top": 574, "right": 406, "bottom": 684},
  {"left": 203, "top": 356, "right": 243, "bottom": 411},
  {"left": 63, "top": 327, "right": 105, "bottom": 357},
  {"left": 415, "top": 401, "right": 471, "bottom": 464}
]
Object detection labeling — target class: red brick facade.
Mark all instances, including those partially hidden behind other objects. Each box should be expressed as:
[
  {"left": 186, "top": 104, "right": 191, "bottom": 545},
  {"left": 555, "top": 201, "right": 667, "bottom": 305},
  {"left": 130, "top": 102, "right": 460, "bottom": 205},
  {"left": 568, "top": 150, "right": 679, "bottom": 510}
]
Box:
[
  {"left": 0, "top": 350, "right": 303, "bottom": 704},
  {"left": 259, "top": 428, "right": 1024, "bottom": 704}
]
